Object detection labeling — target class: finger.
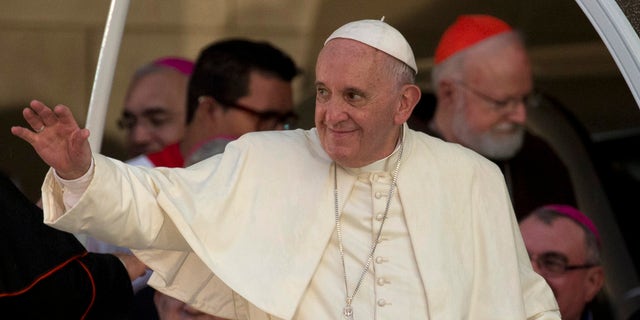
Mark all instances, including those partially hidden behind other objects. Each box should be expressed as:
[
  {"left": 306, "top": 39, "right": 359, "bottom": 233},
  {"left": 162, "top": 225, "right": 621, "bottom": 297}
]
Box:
[
  {"left": 31, "top": 100, "right": 58, "bottom": 127},
  {"left": 25, "top": 100, "right": 54, "bottom": 129},
  {"left": 28, "top": 100, "right": 51, "bottom": 115},
  {"left": 10, "top": 126, "right": 36, "bottom": 145},
  {"left": 22, "top": 107, "right": 45, "bottom": 132},
  {"left": 70, "top": 128, "right": 91, "bottom": 146},
  {"left": 52, "top": 104, "right": 80, "bottom": 128}
]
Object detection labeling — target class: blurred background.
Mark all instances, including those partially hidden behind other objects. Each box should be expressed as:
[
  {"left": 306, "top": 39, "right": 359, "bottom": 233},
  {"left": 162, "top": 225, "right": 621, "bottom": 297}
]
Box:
[{"left": 0, "top": 0, "right": 639, "bottom": 318}]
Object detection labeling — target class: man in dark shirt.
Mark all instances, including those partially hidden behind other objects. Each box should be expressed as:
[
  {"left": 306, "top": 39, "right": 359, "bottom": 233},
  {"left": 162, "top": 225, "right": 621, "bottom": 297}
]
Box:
[{"left": 0, "top": 171, "right": 138, "bottom": 319}]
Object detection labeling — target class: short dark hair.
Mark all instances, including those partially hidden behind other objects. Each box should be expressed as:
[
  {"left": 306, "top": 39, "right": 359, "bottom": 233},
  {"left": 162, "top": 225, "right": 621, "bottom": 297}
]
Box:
[{"left": 186, "top": 38, "right": 300, "bottom": 123}]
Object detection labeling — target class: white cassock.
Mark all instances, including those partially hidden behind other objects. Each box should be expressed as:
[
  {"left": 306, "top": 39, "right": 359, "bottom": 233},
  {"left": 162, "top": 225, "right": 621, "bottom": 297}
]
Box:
[{"left": 41, "top": 124, "right": 560, "bottom": 319}]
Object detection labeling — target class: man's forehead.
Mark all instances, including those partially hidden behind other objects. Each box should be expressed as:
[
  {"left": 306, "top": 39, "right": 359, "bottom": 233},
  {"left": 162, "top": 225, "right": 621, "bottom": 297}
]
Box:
[
  {"left": 316, "top": 46, "right": 394, "bottom": 94},
  {"left": 318, "top": 38, "right": 376, "bottom": 62}
]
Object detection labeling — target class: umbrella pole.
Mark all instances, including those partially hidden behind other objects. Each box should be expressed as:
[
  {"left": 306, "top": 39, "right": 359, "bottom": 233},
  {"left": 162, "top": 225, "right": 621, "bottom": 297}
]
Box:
[{"left": 85, "top": 0, "right": 130, "bottom": 153}]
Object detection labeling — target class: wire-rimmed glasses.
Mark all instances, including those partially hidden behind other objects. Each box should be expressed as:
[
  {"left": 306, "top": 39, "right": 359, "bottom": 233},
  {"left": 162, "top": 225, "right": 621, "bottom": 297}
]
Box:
[{"left": 456, "top": 81, "right": 541, "bottom": 113}]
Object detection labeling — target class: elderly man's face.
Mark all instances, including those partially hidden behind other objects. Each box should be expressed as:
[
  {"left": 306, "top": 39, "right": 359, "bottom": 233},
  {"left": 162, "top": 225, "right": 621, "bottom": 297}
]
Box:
[
  {"left": 314, "top": 39, "right": 408, "bottom": 168},
  {"left": 451, "top": 41, "right": 532, "bottom": 160}
]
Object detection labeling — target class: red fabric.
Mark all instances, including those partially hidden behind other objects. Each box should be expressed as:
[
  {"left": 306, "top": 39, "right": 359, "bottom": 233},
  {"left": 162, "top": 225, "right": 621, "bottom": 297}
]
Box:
[
  {"left": 146, "top": 143, "right": 185, "bottom": 168},
  {"left": 435, "top": 14, "right": 512, "bottom": 64}
]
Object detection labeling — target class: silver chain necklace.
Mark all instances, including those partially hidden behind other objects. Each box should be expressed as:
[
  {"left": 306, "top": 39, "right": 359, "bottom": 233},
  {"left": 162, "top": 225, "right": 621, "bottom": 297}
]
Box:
[{"left": 334, "top": 139, "right": 404, "bottom": 320}]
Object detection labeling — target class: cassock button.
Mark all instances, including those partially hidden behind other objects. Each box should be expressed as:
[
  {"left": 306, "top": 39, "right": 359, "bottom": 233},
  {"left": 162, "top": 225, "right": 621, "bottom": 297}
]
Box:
[
  {"left": 377, "top": 299, "right": 387, "bottom": 307},
  {"left": 375, "top": 191, "right": 383, "bottom": 199},
  {"left": 377, "top": 277, "right": 389, "bottom": 286},
  {"left": 375, "top": 256, "right": 388, "bottom": 264},
  {"left": 376, "top": 213, "right": 385, "bottom": 221}
]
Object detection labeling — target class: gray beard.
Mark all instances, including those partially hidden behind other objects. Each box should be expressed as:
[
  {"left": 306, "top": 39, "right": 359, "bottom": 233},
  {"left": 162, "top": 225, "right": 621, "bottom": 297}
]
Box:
[{"left": 452, "top": 115, "right": 525, "bottom": 161}]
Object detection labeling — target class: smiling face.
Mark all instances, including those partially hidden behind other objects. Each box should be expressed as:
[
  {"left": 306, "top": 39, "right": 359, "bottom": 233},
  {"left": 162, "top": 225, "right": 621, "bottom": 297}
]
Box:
[
  {"left": 314, "top": 39, "right": 418, "bottom": 168},
  {"left": 122, "top": 68, "right": 189, "bottom": 157}
]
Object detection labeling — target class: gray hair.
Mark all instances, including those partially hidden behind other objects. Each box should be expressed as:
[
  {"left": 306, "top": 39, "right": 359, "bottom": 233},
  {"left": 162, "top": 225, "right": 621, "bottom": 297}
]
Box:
[{"left": 379, "top": 52, "right": 416, "bottom": 89}]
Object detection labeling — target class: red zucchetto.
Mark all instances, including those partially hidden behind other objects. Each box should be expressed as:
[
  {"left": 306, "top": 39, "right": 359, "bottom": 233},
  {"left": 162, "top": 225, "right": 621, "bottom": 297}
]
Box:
[{"left": 434, "top": 14, "right": 513, "bottom": 64}]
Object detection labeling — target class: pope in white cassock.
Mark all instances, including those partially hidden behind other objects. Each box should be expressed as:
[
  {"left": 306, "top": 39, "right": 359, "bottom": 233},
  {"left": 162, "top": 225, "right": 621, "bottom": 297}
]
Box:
[{"left": 12, "top": 19, "right": 560, "bottom": 319}]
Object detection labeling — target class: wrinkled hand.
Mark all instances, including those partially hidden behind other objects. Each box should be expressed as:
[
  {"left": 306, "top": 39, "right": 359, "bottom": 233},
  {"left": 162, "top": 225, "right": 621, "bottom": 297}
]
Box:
[{"left": 10, "top": 100, "right": 92, "bottom": 180}]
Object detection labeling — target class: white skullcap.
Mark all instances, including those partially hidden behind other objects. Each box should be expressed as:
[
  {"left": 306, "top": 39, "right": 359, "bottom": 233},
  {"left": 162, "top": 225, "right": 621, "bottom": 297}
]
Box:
[{"left": 324, "top": 18, "right": 418, "bottom": 74}]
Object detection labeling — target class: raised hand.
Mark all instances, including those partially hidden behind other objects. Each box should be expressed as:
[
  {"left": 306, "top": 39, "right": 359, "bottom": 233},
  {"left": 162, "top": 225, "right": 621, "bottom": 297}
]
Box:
[{"left": 11, "top": 100, "right": 93, "bottom": 180}]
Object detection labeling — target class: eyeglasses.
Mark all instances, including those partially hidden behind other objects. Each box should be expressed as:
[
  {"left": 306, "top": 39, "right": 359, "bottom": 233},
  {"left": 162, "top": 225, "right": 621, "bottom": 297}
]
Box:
[
  {"left": 456, "top": 81, "right": 540, "bottom": 113},
  {"left": 117, "top": 109, "right": 176, "bottom": 131},
  {"left": 529, "top": 252, "right": 596, "bottom": 277},
  {"left": 226, "top": 102, "right": 298, "bottom": 130},
  {"left": 205, "top": 96, "right": 298, "bottom": 130}
]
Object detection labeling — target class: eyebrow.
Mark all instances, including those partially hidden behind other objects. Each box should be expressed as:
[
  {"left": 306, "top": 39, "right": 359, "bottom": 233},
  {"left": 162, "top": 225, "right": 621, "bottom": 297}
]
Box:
[{"left": 122, "top": 107, "right": 172, "bottom": 117}]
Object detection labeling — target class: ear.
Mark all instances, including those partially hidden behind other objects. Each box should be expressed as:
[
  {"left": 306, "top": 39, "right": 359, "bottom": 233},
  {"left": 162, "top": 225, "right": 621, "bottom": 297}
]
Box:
[
  {"left": 395, "top": 84, "right": 421, "bottom": 124},
  {"left": 584, "top": 266, "right": 605, "bottom": 302},
  {"left": 196, "top": 96, "right": 222, "bottom": 120}
]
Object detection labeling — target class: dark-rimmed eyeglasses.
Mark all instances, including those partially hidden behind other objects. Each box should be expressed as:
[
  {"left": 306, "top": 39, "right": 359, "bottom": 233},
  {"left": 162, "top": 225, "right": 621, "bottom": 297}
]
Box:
[
  {"left": 205, "top": 96, "right": 298, "bottom": 130},
  {"left": 456, "top": 81, "right": 540, "bottom": 113},
  {"left": 529, "top": 251, "right": 596, "bottom": 277}
]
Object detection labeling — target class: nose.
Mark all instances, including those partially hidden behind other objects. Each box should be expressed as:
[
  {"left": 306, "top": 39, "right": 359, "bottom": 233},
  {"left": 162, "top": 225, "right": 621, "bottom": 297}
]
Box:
[
  {"left": 322, "top": 99, "right": 350, "bottom": 124},
  {"left": 506, "top": 101, "right": 527, "bottom": 124},
  {"left": 129, "top": 123, "right": 154, "bottom": 145}
]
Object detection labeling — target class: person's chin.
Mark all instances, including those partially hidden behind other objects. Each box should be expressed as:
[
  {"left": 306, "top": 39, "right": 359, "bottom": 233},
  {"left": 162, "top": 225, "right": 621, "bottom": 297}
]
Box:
[{"left": 325, "top": 143, "right": 356, "bottom": 164}]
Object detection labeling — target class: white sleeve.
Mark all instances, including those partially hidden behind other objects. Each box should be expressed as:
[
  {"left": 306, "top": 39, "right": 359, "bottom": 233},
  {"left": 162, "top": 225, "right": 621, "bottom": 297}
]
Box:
[{"left": 54, "top": 158, "right": 95, "bottom": 211}]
